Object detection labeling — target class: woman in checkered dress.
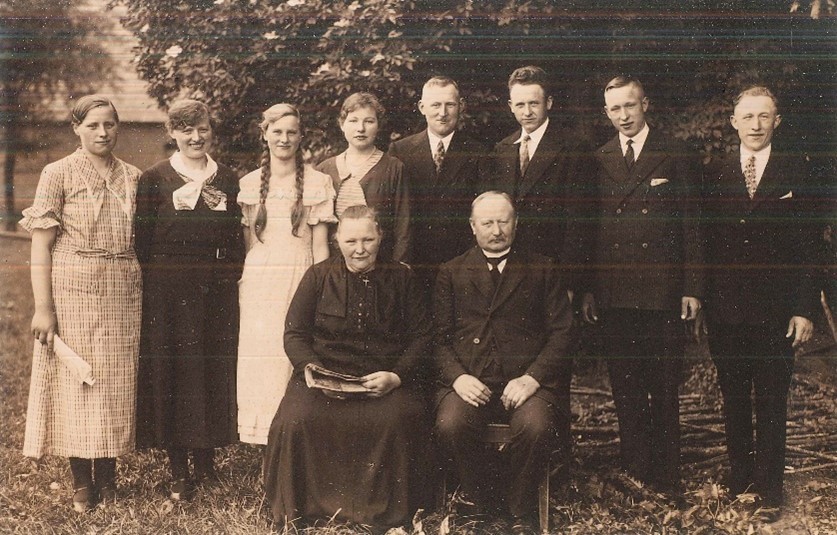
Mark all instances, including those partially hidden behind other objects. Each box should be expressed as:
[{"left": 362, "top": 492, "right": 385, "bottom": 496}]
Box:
[{"left": 21, "top": 95, "right": 142, "bottom": 511}]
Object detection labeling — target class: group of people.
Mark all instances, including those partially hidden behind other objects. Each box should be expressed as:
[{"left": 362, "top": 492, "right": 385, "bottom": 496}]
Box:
[{"left": 20, "top": 65, "right": 823, "bottom": 534}]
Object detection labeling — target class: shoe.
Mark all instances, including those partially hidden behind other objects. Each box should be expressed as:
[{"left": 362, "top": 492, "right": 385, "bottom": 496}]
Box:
[
  {"left": 194, "top": 467, "right": 218, "bottom": 485},
  {"left": 169, "top": 478, "right": 191, "bottom": 501},
  {"left": 510, "top": 515, "right": 539, "bottom": 535},
  {"left": 72, "top": 486, "right": 92, "bottom": 512}
]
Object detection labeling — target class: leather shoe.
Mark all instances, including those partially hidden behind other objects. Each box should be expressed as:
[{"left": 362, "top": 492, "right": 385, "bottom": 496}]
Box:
[
  {"left": 72, "top": 486, "right": 92, "bottom": 512},
  {"left": 169, "top": 478, "right": 192, "bottom": 501}
]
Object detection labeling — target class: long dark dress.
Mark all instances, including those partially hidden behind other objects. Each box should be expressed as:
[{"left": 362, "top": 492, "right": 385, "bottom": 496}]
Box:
[
  {"left": 134, "top": 159, "right": 244, "bottom": 449},
  {"left": 264, "top": 256, "right": 432, "bottom": 528}
]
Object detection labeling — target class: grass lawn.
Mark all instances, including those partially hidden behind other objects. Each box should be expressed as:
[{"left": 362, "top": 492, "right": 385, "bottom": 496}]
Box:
[{"left": 1, "top": 234, "right": 835, "bottom": 534}]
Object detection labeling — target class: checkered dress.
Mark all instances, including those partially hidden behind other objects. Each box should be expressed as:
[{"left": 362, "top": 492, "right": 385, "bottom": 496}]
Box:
[{"left": 21, "top": 149, "right": 142, "bottom": 459}]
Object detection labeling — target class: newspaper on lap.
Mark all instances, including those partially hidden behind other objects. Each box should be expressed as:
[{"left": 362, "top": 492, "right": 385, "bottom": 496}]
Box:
[{"left": 304, "top": 363, "right": 372, "bottom": 399}]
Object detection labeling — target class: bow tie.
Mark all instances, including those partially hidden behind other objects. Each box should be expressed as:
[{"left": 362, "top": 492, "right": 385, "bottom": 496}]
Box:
[{"left": 484, "top": 253, "right": 509, "bottom": 269}]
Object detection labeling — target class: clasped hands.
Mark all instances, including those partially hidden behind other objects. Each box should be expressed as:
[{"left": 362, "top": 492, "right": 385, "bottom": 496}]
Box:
[
  {"left": 361, "top": 371, "right": 401, "bottom": 397},
  {"left": 452, "top": 373, "right": 540, "bottom": 410}
]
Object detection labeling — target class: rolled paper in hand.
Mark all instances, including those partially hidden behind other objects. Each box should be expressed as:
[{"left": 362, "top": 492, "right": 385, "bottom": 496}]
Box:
[{"left": 51, "top": 336, "right": 95, "bottom": 386}]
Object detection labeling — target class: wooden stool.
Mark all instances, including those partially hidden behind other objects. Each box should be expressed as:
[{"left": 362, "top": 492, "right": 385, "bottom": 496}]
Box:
[{"left": 439, "top": 423, "right": 552, "bottom": 534}]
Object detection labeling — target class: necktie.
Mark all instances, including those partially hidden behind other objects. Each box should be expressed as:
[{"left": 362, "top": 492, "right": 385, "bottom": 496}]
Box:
[
  {"left": 485, "top": 253, "right": 509, "bottom": 288},
  {"left": 519, "top": 134, "right": 530, "bottom": 176},
  {"left": 434, "top": 140, "right": 445, "bottom": 174},
  {"left": 624, "top": 139, "right": 635, "bottom": 169},
  {"left": 744, "top": 155, "right": 757, "bottom": 199}
]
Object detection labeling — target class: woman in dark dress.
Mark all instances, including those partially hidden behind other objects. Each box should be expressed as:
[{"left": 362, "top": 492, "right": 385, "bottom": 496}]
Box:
[
  {"left": 263, "top": 205, "right": 432, "bottom": 531},
  {"left": 316, "top": 92, "right": 410, "bottom": 262},
  {"left": 134, "top": 99, "right": 244, "bottom": 500}
]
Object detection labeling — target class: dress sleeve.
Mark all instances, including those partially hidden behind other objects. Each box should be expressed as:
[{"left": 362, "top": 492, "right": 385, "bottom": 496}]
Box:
[
  {"left": 237, "top": 170, "right": 261, "bottom": 227},
  {"left": 304, "top": 170, "right": 337, "bottom": 225},
  {"left": 19, "top": 163, "right": 64, "bottom": 232}
]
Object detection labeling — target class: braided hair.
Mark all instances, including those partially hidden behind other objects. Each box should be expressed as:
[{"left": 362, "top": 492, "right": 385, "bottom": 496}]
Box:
[{"left": 253, "top": 103, "right": 305, "bottom": 242}]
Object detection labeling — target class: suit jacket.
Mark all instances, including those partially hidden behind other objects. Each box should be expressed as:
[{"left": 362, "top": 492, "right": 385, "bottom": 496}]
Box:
[
  {"left": 703, "top": 147, "right": 820, "bottom": 327},
  {"left": 584, "top": 129, "right": 704, "bottom": 311},
  {"left": 389, "top": 130, "right": 486, "bottom": 271},
  {"left": 433, "top": 247, "right": 574, "bottom": 404},
  {"left": 481, "top": 120, "right": 593, "bottom": 288}
]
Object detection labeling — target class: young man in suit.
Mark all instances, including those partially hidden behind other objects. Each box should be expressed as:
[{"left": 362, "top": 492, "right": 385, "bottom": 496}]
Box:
[
  {"left": 434, "top": 191, "right": 574, "bottom": 535},
  {"left": 388, "top": 76, "right": 486, "bottom": 297},
  {"left": 580, "top": 75, "right": 704, "bottom": 494},
  {"left": 482, "top": 65, "right": 593, "bottom": 275},
  {"left": 702, "top": 86, "right": 819, "bottom": 516}
]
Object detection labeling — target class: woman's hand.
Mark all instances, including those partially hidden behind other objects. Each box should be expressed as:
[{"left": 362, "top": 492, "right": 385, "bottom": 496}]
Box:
[
  {"left": 361, "top": 371, "right": 401, "bottom": 397},
  {"left": 32, "top": 308, "right": 58, "bottom": 351}
]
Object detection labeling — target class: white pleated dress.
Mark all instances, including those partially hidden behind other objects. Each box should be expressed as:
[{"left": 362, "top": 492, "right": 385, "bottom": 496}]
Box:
[
  {"left": 21, "top": 150, "right": 142, "bottom": 459},
  {"left": 236, "top": 166, "right": 336, "bottom": 444}
]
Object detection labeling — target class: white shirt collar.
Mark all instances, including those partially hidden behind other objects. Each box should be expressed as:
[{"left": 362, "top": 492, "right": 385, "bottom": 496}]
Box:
[
  {"left": 169, "top": 151, "right": 218, "bottom": 184},
  {"left": 428, "top": 130, "right": 455, "bottom": 155},
  {"left": 619, "top": 123, "right": 650, "bottom": 159},
  {"left": 739, "top": 143, "right": 771, "bottom": 184},
  {"left": 482, "top": 247, "right": 510, "bottom": 273},
  {"left": 740, "top": 143, "right": 772, "bottom": 163},
  {"left": 515, "top": 118, "right": 549, "bottom": 158}
]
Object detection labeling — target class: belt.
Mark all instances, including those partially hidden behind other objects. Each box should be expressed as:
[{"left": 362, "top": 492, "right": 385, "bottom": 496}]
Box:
[{"left": 74, "top": 248, "right": 135, "bottom": 260}]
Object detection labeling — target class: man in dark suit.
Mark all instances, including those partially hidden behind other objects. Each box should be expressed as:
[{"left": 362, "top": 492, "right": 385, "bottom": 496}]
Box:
[
  {"left": 482, "top": 65, "right": 592, "bottom": 273},
  {"left": 580, "top": 76, "right": 704, "bottom": 494},
  {"left": 434, "top": 191, "right": 574, "bottom": 535},
  {"left": 702, "top": 86, "right": 819, "bottom": 515},
  {"left": 389, "top": 76, "right": 486, "bottom": 296}
]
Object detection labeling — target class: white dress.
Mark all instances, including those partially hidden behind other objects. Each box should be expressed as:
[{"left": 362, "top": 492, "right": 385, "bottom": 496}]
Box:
[{"left": 236, "top": 165, "right": 336, "bottom": 444}]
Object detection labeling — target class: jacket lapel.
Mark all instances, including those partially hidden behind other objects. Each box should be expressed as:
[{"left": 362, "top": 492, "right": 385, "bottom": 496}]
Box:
[
  {"left": 750, "top": 150, "right": 785, "bottom": 207},
  {"left": 439, "top": 132, "right": 467, "bottom": 184},
  {"left": 465, "top": 248, "right": 497, "bottom": 302},
  {"left": 517, "top": 122, "right": 559, "bottom": 198},
  {"left": 490, "top": 251, "right": 526, "bottom": 310},
  {"left": 718, "top": 149, "right": 752, "bottom": 213},
  {"left": 599, "top": 135, "right": 629, "bottom": 184},
  {"left": 629, "top": 130, "right": 668, "bottom": 184}
]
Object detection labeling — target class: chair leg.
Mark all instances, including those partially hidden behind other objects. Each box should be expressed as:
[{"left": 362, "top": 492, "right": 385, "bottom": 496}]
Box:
[{"left": 538, "top": 460, "right": 550, "bottom": 533}]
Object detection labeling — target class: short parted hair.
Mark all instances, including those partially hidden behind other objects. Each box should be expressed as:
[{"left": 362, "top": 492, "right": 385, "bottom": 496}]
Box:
[
  {"left": 71, "top": 94, "right": 119, "bottom": 125},
  {"left": 337, "top": 204, "right": 382, "bottom": 234},
  {"left": 604, "top": 75, "right": 646, "bottom": 98},
  {"left": 166, "top": 99, "right": 212, "bottom": 131},
  {"left": 423, "top": 76, "right": 461, "bottom": 95},
  {"left": 260, "top": 103, "right": 301, "bottom": 133},
  {"left": 733, "top": 86, "right": 779, "bottom": 111},
  {"left": 508, "top": 66, "right": 550, "bottom": 97},
  {"left": 470, "top": 190, "right": 516, "bottom": 218},
  {"left": 339, "top": 92, "right": 386, "bottom": 126}
]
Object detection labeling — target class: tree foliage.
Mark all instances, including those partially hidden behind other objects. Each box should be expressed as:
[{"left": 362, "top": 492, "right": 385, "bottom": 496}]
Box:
[
  {"left": 114, "top": 0, "right": 835, "bottom": 169},
  {"left": 1, "top": 0, "right": 116, "bottom": 228}
]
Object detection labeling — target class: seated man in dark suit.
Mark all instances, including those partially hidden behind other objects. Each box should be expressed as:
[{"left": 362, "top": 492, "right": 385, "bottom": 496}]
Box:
[
  {"left": 388, "top": 76, "right": 485, "bottom": 298},
  {"left": 433, "top": 191, "right": 574, "bottom": 535}
]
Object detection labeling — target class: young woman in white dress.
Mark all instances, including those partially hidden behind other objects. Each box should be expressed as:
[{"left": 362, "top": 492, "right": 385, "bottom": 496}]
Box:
[{"left": 237, "top": 103, "right": 336, "bottom": 444}]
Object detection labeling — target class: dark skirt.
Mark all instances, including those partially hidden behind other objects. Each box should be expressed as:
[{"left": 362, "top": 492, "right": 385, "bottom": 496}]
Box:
[
  {"left": 136, "top": 253, "right": 238, "bottom": 449},
  {"left": 264, "top": 376, "right": 432, "bottom": 528}
]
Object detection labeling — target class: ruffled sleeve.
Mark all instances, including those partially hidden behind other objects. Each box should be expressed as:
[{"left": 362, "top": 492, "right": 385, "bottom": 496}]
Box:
[
  {"left": 303, "top": 167, "right": 337, "bottom": 225},
  {"left": 238, "top": 169, "right": 262, "bottom": 227},
  {"left": 19, "top": 162, "right": 64, "bottom": 233}
]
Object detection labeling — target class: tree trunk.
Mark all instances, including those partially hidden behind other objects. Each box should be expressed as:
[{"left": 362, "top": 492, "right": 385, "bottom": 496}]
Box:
[{"left": 3, "top": 91, "right": 19, "bottom": 232}]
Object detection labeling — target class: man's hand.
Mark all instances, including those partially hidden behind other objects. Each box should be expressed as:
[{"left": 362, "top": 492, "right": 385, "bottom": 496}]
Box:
[
  {"left": 361, "top": 371, "right": 401, "bottom": 397},
  {"left": 786, "top": 316, "right": 814, "bottom": 348},
  {"left": 452, "top": 374, "right": 491, "bottom": 407},
  {"left": 501, "top": 374, "right": 540, "bottom": 410},
  {"left": 581, "top": 292, "right": 598, "bottom": 324}
]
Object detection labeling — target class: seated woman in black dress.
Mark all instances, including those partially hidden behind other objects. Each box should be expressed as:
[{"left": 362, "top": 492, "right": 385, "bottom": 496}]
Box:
[{"left": 263, "top": 205, "right": 432, "bottom": 531}]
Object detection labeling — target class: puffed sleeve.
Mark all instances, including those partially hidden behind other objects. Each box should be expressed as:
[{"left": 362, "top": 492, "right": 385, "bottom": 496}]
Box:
[
  {"left": 303, "top": 168, "right": 337, "bottom": 225},
  {"left": 238, "top": 169, "right": 262, "bottom": 227},
  {"left": 19, "top": 162, "right": 64, "bottom": 232}
]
